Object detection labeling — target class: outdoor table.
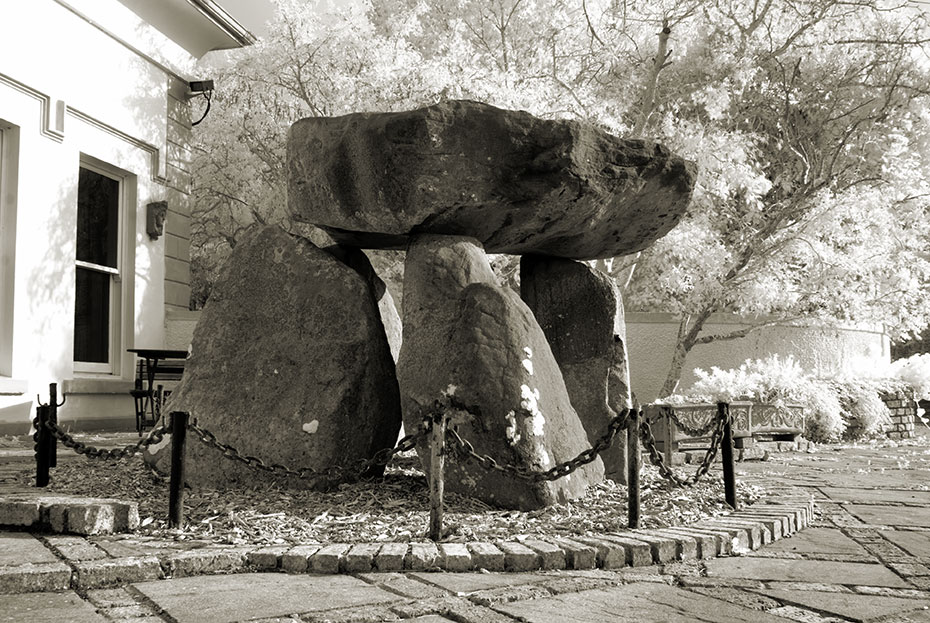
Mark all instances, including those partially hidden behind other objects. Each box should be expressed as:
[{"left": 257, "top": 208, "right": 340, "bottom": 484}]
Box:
[{"left": 128, "top": 348, "right": 188, "bottom": 434}]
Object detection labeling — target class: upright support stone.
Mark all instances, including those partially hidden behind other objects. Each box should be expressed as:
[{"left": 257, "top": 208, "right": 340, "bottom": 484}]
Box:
[
  {"left": 397, "top": 234, "right": 603, "bottom": 510},
  {"left": 521, "top": 256, "right": 632, "bottom": 483},
  {"left": 146, "top": 225, "right": 402, "bottom": 490}
]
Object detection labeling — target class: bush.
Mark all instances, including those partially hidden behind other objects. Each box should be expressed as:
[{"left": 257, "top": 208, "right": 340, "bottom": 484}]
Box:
[
  {"left": 829, "top": 378, "right": 894, "bottom": 440},
  {"left": 662, "top": 354, "right": 900, "bottom": 443}
]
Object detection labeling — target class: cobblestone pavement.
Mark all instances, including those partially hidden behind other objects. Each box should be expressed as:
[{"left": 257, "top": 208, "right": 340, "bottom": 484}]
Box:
[{"left": 1, "top": 425, "right": 929, "bottom": 622}]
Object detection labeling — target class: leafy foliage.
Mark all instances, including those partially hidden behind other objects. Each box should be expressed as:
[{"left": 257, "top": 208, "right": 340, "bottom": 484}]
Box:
[{"left": 190, "top": 1, "right": 930, "bottom": 396}]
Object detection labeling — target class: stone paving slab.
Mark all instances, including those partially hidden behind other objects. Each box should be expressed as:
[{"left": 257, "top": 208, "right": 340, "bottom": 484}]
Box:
[
  {"left": 0, "top": 590, "right": 109, "bottom": 622},
  {"left": 0, "top": 532, "right": 58, "bottom": 566},
  {"left": 132, "top": 573, "right": 401, "bottom": 623},
  {"left": 754, "top": 527, "right": 869, "bottom": 557},
  {"left": 705, "top": 556, "right": 910, "bottom": 587},
  {"left": 846, "top": 504, "right": 930, "bottom": 528},
  {"left": 756, "top": 588, "right": 930, "bottom": 622},
  {"left": 883, "top": 530, "right": 930, "bottom": 559},
  {"left": 819, "top": 487, "right": 930, "bottom": 505},
  {"left": 497, "top": 582, "right": 789, "bottom": 622},
  {"left": 409, "top": 571, "right": 549, "bottom": 594}
]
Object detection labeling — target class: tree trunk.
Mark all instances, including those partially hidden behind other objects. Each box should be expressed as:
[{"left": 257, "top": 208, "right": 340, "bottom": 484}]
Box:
[{"left": 658, "top": 308, "right": 713, "bottom": 398}]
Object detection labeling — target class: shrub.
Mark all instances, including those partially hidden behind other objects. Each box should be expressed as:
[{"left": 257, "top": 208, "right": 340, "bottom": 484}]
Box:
[
  {"left": 663, "top": 354, "right": 896, "bottom": 443},
  {"left": 890, "top": 353, "right": 930, "bottom": 400},
  {"left": 829, "top": 378, "right": 894, "bottom": 440}
]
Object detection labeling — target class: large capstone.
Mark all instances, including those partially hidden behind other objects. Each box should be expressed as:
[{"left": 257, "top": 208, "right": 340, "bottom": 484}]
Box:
[
  {"left": 397, "top": 234, "right": 604, "bottom": 510},
  {"left": 520, "top": 256, "right": 633, "bottom": 483},
  {"left": 156, "top": 225, "right": 402, "bottom": 488},
  {"left": 288, "top": 100, "right": 696, "bottom": 260}
]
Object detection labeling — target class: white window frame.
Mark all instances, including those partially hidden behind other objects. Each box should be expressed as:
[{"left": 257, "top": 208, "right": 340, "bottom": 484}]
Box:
[
  {"left": 73, "top": 156, "right": 133, "bottom": 376},
  {"left": 0, "top": 120, "right": 18, "bottom": 378}
]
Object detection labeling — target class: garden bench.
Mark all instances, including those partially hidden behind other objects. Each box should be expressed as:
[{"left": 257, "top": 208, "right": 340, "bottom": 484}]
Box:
[{"left": 645, "top": 401, "right": 805, "bottom": 463}]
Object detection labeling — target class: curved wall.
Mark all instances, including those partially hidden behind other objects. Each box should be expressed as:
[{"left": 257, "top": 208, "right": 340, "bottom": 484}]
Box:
[{"left": 626, "top": 312, "right": 890, "bottom": 403}]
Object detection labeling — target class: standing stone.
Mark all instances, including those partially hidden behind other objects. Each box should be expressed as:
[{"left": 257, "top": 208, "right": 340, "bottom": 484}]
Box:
[
  {"left": 155, "top": 225, "right": 401, "bottom": 488},
  {"left": 397, "top": 234, "right": 603, "bottom": 510},
  {"left": 288, "top": 100, "right": 696, "bottom": 260},
  {"left": 520, "top": 256, "right": 632, "bottom": 483}
]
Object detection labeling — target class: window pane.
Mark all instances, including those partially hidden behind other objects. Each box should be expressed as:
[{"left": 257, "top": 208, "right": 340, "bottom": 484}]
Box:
[
  {"left": 76, "top": 167, "right": 118, "bottom": 268},
  {"left": 74, "top": 267, "right": 110, "bottom": 363}
]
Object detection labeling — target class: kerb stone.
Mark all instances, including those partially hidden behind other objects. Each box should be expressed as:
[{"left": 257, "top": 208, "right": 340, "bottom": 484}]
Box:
[
  {"left": 438, "top": 543, "right": 473, "bottom": 572},
  {"left": 72, "top": 556, "right": 163, "bottom": 589},
  {"left": 0, "top": 562, "right": 72, "bottom": 594},
  {"left": 280, "top": 545, "right": 319, "bottom": 573},
  {"left": 498, "top": 542, "right": 539, "bottom": 572},
  {"left": 467, "top": 543, "right": 505, "bottom": 571}
]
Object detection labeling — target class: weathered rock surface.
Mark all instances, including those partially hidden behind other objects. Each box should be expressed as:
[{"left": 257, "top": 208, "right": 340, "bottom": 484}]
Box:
[
  {"left": 397, "top": 234, "right": 603, "bottom": 509},
  {"left": 288, "top": 100, "right": 695, "bottom": 260},
  {"left": 150, "top": 225, "right": 402, "bottom": 488},
  {"left": 520, "top": 256, "right": 633, "bottom": 483},
  {"left": 328, "top": 246, "right": 403, "bottom": 362}
]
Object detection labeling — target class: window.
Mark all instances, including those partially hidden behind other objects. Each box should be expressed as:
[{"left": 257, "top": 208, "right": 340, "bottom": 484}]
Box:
[{"left": 73, "top": 162, "right": 122, "bottom": 373}]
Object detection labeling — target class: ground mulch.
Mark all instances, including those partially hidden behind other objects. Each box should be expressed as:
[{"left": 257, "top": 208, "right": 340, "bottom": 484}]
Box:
[{"left": 7, "top": 437, "right": 766, "bottom": 545}]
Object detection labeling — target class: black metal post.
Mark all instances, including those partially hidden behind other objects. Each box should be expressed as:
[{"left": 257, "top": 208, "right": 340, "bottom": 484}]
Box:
[
  {"left": 719, "top": 402, "right": 738, "bottom": 509},
  {"left": 48, "top": 383, "right": 58, "bottom": 468},
  {"left": 627, "top": 408, "right": 641, "bottom": 529},
  {"left": 428, "top": 411, "right": 446, "bottom": 542},
  {"left": 168, "top": 411, "right": 189, "bottom": 529},
  {"left": 35, "top": 404, "right": 50, "bottom": 487}
]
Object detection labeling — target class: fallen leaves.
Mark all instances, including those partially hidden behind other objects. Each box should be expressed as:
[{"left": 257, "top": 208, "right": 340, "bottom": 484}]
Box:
[{"left": 12, "top": 450, "right": 765, "bottom": 546}]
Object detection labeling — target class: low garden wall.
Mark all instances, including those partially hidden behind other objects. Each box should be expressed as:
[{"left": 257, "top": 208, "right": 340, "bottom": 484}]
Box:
[{"left": 881, "top": 391, "right": 917, "bottom": 440}]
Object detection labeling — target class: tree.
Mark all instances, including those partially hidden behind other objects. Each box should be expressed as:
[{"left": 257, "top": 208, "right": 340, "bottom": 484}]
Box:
[{"left": 189, "top": 0, "right": 930, "bottom": 397}]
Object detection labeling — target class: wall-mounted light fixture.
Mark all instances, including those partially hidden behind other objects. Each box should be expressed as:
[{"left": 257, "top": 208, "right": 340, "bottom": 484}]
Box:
[
  {"left": 188, "top": 79, "right": 215, "bottom": 126},
  {"left": 146, "top": 201, "right": 168, "bottom": 240}
]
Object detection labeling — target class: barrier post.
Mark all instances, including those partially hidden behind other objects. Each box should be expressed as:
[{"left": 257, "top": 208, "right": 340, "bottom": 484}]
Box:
[
  {"left": 48, "top": 383, "right": 58, "bottom": 468},
  {"left": 168, "top": 411, "right": 189, "bottom": 528},
  {"left": 719, "top": 402, "right": 738, "bottom": 509},
  {"left": 427, "top": 409, "right": 446, "bottom": 542},
  {"left": 35, "top": 404, "right": 51, "bottom": 487},
  {"left": 627, "top": 407, "right": 641, "bottom": 529}
]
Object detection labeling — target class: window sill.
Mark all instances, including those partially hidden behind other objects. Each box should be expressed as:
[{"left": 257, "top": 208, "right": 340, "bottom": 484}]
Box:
[
  {"left": 63, "top": 378, "right": 134, "bottom": 395},
  {"left": 0, "top": 378, "right": 28, "bottom": 396}
]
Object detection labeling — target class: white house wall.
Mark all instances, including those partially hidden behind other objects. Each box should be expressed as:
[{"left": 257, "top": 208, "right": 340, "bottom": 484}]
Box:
[{"left": 0, "top": 0, "right": 196, "bottom": 433}]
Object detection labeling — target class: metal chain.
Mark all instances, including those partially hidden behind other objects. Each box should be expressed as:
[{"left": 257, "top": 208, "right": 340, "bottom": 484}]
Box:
[
  {"left": 446, "top": 408, "right": 634, "bottom": 483},
  {"left": 663, "top": 405, "right": 721, "bottom": 438},
  {"left": 39, "top": 418, "right": 170, "bottom": 461},
  {"left": 638, "top": 409, "right": 727, "bottom": 486},
  {"left": 186, "top": 420, "right": 425, "bottom": 482}
]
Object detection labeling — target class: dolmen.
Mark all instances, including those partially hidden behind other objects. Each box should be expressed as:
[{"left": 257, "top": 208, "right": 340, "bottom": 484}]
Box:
[{"left": 156, "top": 100, "right": 695, "bottom": 510}]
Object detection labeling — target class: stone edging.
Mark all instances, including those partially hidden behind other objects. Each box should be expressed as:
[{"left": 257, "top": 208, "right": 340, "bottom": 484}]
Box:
[{"left": 0, "top": 496, "right": 814, "bottom": 594}]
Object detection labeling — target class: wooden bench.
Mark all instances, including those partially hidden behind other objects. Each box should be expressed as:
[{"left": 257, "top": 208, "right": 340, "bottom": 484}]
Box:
[{"left": 128, "top": 348, "right": 188, "bottom": 434}]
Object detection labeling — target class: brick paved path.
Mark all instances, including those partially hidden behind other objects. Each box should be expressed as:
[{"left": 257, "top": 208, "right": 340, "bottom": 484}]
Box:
[{"left": 1, "top": 424, "right": 929, "bottom": 622}]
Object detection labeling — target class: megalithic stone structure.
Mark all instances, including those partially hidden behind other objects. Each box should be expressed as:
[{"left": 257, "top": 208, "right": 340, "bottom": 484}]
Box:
[
  {"left": 155, "top": 99, "right": 696, "bottom": 509},
  {"left": 520, "top": 255, "right": 634, "bottom": 483}
]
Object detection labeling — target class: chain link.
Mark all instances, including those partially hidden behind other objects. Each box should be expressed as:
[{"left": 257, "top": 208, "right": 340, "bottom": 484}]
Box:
[
  {"left": 638, "top": 408, "right": 727, "bottom": 486},
  {"left": 187, "top": 419, "right": 425, "bottom": 482},
  {"left": 446, "top": 407, "right": 634, "bottom": 483},
  {"left": 42, "top": 418, "right": 170, "bottom": 461}
]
